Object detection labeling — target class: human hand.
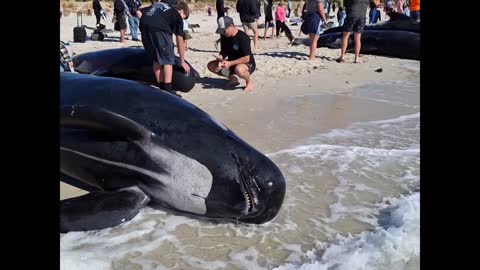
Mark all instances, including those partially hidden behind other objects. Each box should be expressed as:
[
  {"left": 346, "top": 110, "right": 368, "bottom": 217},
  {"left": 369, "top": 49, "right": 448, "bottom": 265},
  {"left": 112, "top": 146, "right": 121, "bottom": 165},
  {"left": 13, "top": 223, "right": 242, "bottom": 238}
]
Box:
[
  {"left": 221, "top": 60, "right": 232, "bottom": 69},
  {"left": 181, "top": 61, "right": 190, "bottom": 75}
]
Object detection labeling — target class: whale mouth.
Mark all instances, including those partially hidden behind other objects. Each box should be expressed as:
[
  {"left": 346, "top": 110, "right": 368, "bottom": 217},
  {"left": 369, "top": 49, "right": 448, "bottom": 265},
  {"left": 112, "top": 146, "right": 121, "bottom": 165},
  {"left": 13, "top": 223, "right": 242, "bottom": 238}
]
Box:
[
  {"left": 239, "top": 170, "right": 256, "bottom": 213},
  {"left": 232, "top": 154, "right": 258, "bottom": 214}
]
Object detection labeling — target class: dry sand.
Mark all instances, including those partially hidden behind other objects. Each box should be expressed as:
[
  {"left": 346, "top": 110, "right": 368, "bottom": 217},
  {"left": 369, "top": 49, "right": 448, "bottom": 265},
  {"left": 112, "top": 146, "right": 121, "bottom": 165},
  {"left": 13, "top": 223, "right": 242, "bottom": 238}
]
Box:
[{"left": 60, "top": 10, "right": 419, "bottom": 200}]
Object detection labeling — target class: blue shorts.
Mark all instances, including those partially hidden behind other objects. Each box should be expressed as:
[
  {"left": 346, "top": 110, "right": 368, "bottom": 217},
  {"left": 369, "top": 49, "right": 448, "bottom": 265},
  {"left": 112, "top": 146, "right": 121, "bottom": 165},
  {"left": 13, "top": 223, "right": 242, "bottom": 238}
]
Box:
[
  {"left": 301, "top": 12, "right": 324, "bottom": 35},
  {"left": 141, "top": 29, "right": 175, "bottom": 66}
]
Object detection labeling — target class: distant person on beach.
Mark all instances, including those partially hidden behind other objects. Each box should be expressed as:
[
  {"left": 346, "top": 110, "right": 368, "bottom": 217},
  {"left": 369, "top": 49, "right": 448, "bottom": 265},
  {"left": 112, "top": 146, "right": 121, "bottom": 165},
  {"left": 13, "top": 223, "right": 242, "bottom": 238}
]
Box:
[
  {"left": 126, "top": 0, "right": 142, "bottom": 41},
  {"left": 409, "top": 0, "right": 419, "bottom": 21},
  {"left": 386, "top": 0, "right": 393, "bottom": 9},
  {"left": 275, "top": 1, "right": 294, "bottom": 42},
  {"left": 214, "top": 0, "right": 226, "bottom": 48},
  {"left": 183, "top": 19, "right": 192, "bottom": 50},
  {"left": 287, "top": 0, "right": 293, "bottom": 18},
  {"left": 216, "top": 0, "right": 225, "bottom": 19},
  {"left": 60, "top": 1, "right": 63, "bottom": 19},
  {"left": 301, "top": 0, "right": 329, "bottom": 60},
  {"left": 336, "top": 0, "right": 369, "bottom": 63},
  {"left": 369, "top": 0, "right": 380, "bottom": 24},
  {"left": 93, "top": 0, "right": 104, "bottom": 27},
  {"left": 114, "top": 0, "right": 129, "bottom": 43},
  {"left": 137, "top": 0, "right": 191, "bottom": 97},
  {"left": 395, "top": 0, "right": 405, "bottom": 13},
  {"left": 334, "top": 0, "right": 346, "bottom": 26},
  {"left": 236, "top": 0, "right": 260, "bottom": 51},
  {"left": 207, "top": 16, "right": 256, "bottom": 92},
  {"left": 263, "top": 0, "right": 275, "bottom": 39}
]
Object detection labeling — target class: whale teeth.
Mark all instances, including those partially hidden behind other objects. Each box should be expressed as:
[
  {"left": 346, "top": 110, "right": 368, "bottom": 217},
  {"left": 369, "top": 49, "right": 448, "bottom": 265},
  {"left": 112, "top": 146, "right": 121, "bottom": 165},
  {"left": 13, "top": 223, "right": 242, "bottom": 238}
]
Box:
[{"left": 244, "top": 191, "right": 252, "bottom": 207}]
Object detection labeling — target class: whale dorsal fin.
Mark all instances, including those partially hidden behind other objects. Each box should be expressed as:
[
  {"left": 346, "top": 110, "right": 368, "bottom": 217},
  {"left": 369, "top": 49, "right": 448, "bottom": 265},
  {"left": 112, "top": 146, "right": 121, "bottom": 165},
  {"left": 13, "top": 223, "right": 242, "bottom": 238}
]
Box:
[{"left": 60, "top": 105, "right": 151, "bottom": 140}]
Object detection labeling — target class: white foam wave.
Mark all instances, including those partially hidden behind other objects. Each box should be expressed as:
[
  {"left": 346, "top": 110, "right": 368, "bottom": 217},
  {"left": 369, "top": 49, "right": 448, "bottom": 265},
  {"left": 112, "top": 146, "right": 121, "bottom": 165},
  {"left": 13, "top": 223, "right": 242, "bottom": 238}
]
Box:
[{"left": 273, "top": 192, "right": 420, "bottom": 270}]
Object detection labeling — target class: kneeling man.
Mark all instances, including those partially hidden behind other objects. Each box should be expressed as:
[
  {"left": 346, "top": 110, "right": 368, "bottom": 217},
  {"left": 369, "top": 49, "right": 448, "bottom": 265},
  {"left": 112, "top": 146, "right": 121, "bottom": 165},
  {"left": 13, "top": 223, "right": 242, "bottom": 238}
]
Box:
[{"left": 207, "top": 16, "right": 256, "bottom": 92}]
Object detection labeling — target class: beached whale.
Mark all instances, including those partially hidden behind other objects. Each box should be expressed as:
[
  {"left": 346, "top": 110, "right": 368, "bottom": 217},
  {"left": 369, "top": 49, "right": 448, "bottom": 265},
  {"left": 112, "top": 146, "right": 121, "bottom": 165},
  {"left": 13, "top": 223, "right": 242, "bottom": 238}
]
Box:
[
  {"left": 319, "top": 30, "right": 420, "bottom": 60},
  {"left": 60, "top": 72, "right": 286, "bottom": 233},
  {"left": 323, "top": 12, "right": 420, "bottom": 34},
  {"left": 292, "top": 29, "right": 420, "bottom": 60},
  {"left": 72, "top": 47, "right": 200, "bottom": 92}
]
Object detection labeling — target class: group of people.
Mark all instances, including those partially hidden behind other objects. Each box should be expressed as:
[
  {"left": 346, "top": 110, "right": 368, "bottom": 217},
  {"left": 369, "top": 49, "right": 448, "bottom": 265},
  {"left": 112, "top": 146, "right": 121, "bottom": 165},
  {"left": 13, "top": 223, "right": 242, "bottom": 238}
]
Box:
[
  {"left": 108, "top": 0, "right": 143, "bottom": 42},
  {"left": 61, "top": 0, "right": 420, "bottom": 97}
]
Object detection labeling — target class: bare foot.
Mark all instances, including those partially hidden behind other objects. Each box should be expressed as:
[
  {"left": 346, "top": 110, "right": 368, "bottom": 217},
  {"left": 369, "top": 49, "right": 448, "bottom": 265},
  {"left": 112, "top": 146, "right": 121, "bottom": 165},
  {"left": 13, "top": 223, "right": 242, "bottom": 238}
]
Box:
[
  {"left": 309, "top": 57, "right": 316, "bottom": 61},
  {"left": 354, "top": 59, "right": 361, "bottom": 63},
  {"left": 336, "top": 57, "right": 345, "bottom": 63},
  {"left": 244, "top": 81, "right": 254, "bottom": 92}
]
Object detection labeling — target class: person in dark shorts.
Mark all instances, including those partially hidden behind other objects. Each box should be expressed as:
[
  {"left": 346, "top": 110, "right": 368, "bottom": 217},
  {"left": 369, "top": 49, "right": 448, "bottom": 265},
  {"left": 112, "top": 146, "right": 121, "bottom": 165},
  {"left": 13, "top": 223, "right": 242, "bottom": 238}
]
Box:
[
  {"left": 236, "top": 0, "right": 260, "bottom": 51},
  {"left": 114, "top": 0, "right": 129, "bottom": 43},
  {"left": 336, "top": 0, "right": 369, "bottom": 63},
  {"left": 214, "top": 0, "right": 226, "bottom": 49},
  {"left": 137, "top": 0, "right": 191, "bottom": 97},
  {"left": 207, "top": 16, "right": 256, "bottom": 92},
  {"left": 263, "top": 0, "right": 275, "bottom": 39},
  {"left": 93, "top": 0, "right": 104, "bottom": 27}
]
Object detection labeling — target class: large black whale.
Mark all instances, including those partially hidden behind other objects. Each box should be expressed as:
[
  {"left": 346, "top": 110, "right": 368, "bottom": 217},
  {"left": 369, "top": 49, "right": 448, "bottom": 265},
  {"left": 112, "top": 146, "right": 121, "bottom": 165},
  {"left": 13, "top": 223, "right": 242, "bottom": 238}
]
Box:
[
  {"left": 72, "top": 47, "right": 200, "bottom": 92},
  {"left": 60, "top": 72, "right": 286, "bottom": 233}
]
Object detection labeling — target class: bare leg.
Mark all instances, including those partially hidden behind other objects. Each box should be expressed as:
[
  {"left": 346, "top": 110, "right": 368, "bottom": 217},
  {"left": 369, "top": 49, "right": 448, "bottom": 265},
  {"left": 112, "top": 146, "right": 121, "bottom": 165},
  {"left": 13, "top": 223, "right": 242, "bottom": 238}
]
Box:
[
  {"left": 120, "top": 29, "right": 126, "bottom": 43},
  {"left": 353, "top": 32, "right": 361, "bottom": 63},
  {"left": 252, "top": 27, "right": 259, "bottom": 51},
  {"left": 234, "top": 64, "right": 254, "bottom": 92},
  {"left": 263, "top": 25, "right": 268, "bottom": 39},
  {"left": 309, "top": 33, "right": 320, "bottom": 60},
  {"left": 337, "top": 31, "right": 351, "bottom": 62},
  {"left": 243, "top": 24, "right": 249, "bottom": 35},
  {"left": 153, "top": 62, "right": 163, "bottom": 84},
  {"left": 162, "top": 65, "right": 173, "bottom": 84}
]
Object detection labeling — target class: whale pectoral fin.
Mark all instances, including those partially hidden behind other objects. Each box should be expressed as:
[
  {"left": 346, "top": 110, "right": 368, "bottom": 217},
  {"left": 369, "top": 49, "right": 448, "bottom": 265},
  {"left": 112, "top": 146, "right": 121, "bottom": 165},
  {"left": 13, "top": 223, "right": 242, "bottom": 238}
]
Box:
[
  {"left": 60, "top": 172, "right": 102, "bottom": 192},
  {"left": 60, "top": 105, "right": 151, "bottom": 140},
  {"left": 60, "top": 186, "right": 150, "bottom": 233}
]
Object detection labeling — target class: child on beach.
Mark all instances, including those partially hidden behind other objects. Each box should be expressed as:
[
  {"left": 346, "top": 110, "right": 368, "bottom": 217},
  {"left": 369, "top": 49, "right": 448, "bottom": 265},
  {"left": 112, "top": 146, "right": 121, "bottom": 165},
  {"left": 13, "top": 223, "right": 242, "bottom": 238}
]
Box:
[{"left": 137, "top": 0, "right": 191, "bottom": 97}]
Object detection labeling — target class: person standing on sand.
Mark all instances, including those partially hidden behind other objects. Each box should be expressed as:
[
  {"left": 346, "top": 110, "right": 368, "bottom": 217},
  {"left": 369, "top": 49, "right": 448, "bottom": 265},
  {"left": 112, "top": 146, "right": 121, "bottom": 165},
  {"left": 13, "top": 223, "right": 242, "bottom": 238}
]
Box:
[
  {"left": 409, "top": 0, "right": 419, "bottom": 21},
  {"left": 137, "top": 0, "right": 191, "bottom": 97},
  {"left": 93, "top": 0, "right": 104, "bottom": 27},
  {"left": 287, "top": 0, "right": 293, "bottom": 18},
  {"left": 275, "top": 1, "right": 294, "bottom": 42},
  {"left": 333, "top": 0, "right": 346, "bottom": 26},
  {"left": 126, "top": 0, "right": 142, "bottom": 41},
  {"left": 263, "top": 0, "right": 275, "bottom": 39},
  {"left": 114, "top": 0, "right": 130, "bottom": 43},
  {"left": 207, "top": 16, "right": 256, "bottom": 92},
  {"left": 395, "top": 0, "right": 405, "bottom": 13},
  {"left": 336, "top": 0, "right": 369, "bottom": 63},
  {"left": 214, "top": 0, "right": 226, "bottom": 49},
  {"left": 369, "top": 0, "right": 380, "bottom": 24},
  {"left": 301, "top": 0, "right": 329, "bottom": 60},
  {"left": 236, "top": 0, "right": 260, "bottom": 52}
]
